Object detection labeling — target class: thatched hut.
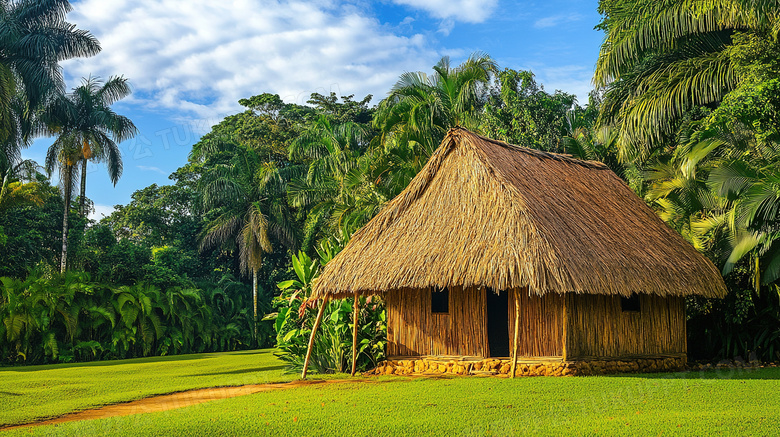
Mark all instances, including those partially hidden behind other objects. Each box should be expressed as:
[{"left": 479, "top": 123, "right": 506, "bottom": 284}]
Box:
[{"left": 304, "top": 127, "right": 727, "bottom": 377}]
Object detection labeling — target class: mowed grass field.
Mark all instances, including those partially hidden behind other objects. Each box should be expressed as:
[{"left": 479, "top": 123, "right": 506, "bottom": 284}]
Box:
[
  {"left": 1, "top": 351, "right": 779, "bottom": 436},
  {"left": 0, "top": 349, "right": 317, "bottom": 426}
]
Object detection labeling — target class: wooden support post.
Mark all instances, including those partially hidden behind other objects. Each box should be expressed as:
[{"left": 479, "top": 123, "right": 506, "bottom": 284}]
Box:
[
  {"left": 510, "top": 289, "right": 521, "bottom": 379},
  {"left": 561, "top": 292, "right": 568, "bottom": 362},
  {"left": 350, "top": 293, "right": 360, "bottom": 377},
  {"left": 301, "top": 298, "right": 328, "bottom": 380}
]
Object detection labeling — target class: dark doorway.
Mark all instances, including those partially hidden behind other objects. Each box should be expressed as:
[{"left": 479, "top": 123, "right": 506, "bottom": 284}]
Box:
[{"left": 486, "top": 288, "right": 510, "bottom": 357}]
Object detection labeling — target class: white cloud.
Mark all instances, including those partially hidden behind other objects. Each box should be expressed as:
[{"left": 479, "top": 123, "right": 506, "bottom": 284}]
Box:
[
  {"left": 137, "top": 165, "right": 167, "bottom": 175},
  {"left": 390, "top": 0, "right": 498, "bottom": 23},
  {"left": 437, "top": 18, "right": 455, "bottom": 35},
  {"left": 89, "top": 204, "right": 115, "bottom": 221},
  {"left": 399, "top": 16, "right": 415, "bottom": 28},
  {"left": 533, "top": 13, "right": 583, "bottom": 29},
  {"left": 64, "top": 0, "right": 438, "bottom": 119}
]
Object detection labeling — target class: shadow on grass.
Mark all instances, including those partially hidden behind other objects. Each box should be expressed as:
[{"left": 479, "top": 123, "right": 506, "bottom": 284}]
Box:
[
  {"left": 0, "top": 349, "right": 270, "bottom": 372},
  {"left": 226, "top": 349, "right": 273, "bottom": 356},
  {"left": 603, "top": 366, "right": 780, "bottom": 381},
  {"left": 0, "top": 391, "right": 21, "bottom": 396},
  {"left": 189, "top": 365, "right": 287, "bottom": 377}
]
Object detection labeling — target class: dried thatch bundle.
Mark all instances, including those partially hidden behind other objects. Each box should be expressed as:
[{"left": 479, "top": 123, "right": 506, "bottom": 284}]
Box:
[{"left": 312, "top": 128, "right": 727, "bottom": 300}]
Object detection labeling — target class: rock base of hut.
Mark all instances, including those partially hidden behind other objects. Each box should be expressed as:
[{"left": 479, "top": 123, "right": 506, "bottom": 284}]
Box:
[{"left": 367, "top": 356, "right": 687, "bottom": 377}]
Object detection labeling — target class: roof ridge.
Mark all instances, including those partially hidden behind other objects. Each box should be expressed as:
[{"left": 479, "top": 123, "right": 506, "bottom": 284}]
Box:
[{"left": 450, "top": 127, "right": 610, "bottom": 171}]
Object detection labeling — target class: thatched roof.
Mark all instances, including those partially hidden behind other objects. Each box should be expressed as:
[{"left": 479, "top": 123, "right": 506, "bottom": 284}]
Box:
[{"left": 312, "top": 128, "right": 727, "bottom": 300}]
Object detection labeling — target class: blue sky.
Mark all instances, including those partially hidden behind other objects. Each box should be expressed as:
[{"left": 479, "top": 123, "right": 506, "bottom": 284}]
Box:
[{"left": 23, "top": 0, "right": 603, "bottom": 219}]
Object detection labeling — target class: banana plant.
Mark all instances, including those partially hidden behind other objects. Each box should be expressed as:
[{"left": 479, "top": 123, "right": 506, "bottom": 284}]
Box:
[
  {"left": 1, "top": 276, "right": 38, "bottom": 362},
  {"left": 113, "top": 283, "right": 165, "bottom": 357},
  {"left": 276, "top": 251, "right": 319, "bottom": 298},
  {"left": 270, "top": 250, "right": 387, "bottom": 374},
  {"left": 0, "top": 271, "right": 257, "bottom": 364}
]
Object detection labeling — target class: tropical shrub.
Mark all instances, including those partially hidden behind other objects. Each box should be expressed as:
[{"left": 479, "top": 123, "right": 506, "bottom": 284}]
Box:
[
  {"left": 687, "top": 261, "right": 780, "bottom": 362},
  {"left": 270, "top": 250, "right": 386, "bottom": 374},
  {"left": 0, "top": 271, "right": 256, "bottom": 364}
]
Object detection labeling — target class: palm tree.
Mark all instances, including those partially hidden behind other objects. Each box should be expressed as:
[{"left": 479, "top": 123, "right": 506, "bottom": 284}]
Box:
[
  {"left": 594, "top": 0, "right": 775, "bottom": 160},
  {"left": 706, "top": 156, "right": 780, "bottom": 285},
  {"left": 297, "top": 54, "right": 497, "bottom": 248},
  {"left": 65, "top": 76, "right": 135, "bottom": 215},
  {"left": 0, "top": 144, "right": 41, "bottom": 212},
  {"left": 0, "top": 95, "right": 37, "bottom": 189},
  {"left": 374, "top": 53, "right": 496, "bottom": 160},
  {"left": 44, "top": 76, "right": 137, "bottom": 272},
  {"left": 287, "top": 116, "right": 389, "bottom": 248},
  {"left": 0, "top": 0, "right": 100, "bottom": 157},
  {"left": 44, "top": 137, "right": 79, "bottom": 273},
  {"left": 645, "top": 116, "right": 780, "bottom": 288},
  {"left": 197, "top": 139, "right": 296, "bottom": 346}
]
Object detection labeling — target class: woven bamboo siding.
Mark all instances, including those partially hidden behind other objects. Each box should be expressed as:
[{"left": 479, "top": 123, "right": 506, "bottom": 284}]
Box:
[
  {"left": 386, "top": 287, "right": 488, "bottom": 357},
  {"left": 507, "top": 289, "right": 564, "bottom": 357},
  {"left": 386, "top": 288, "right": 429, "bottom": 356},
  {"left": 565, "top": 294, "right": 686, "bottom": 359}
]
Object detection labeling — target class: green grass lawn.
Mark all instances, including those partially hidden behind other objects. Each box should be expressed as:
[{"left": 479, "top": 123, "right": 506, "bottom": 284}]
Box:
[
  {"left": 2, "top": 351, "right": 779, "bottom": 436},
  {"left": 0, "top": 349, "right": 323, "bottom": 427}
]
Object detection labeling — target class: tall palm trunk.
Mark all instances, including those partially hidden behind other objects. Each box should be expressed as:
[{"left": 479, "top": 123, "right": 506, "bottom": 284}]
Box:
[
  {"left": 60, "top": 164, "right": 74, "bottom": 273},
  {"left": 252, "top": 269, "right": 258, "bottom": 347},
  {"left": 0, "top": 173, "right": 9, "bottom": 207},
  {"left": 79, "top": 158, "right": 87, "bottom": 216}
]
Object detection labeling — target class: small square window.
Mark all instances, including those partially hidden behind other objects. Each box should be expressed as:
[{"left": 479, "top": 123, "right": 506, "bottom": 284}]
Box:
[
  {"left": 621, "top": 294, "right": 641, "bottom": 312},
  {"left": 431, "top": 288, "right": 449, "bottom": 314}
]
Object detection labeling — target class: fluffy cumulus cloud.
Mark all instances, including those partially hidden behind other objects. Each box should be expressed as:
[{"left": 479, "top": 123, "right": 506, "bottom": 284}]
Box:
[
  {"left": 64, "top": 0, "right": 438, "bottom": 119},
  {"left": 390, "top": 0, "right": 497, "bottom": 23}
]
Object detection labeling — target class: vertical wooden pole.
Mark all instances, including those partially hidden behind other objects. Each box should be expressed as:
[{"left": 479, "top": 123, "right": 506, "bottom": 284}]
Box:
[
  {"left": 680, "top": 297, "right": 687, "bottom": 359},
  {"left": 510, "top": 289, "right": 521, "bottom": 379},
  {"left": 562, "top": 292, "right": 568, "bottom": 362},
  {"left": 301, "top": 298, "right": 328, "bottom": 379},
  {"left": 350, "top": 293, "right": 360, "bottom": 376}
]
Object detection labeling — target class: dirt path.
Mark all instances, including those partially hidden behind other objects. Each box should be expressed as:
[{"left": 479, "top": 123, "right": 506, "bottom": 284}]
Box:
[{"left": 1, "top": 379, "right": 362, "bottom": 431}]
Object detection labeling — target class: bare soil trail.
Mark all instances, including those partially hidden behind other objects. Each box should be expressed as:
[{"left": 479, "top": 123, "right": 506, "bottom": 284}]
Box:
[{"left": 1, "top": 379, "right": 368, "bottom": 431}]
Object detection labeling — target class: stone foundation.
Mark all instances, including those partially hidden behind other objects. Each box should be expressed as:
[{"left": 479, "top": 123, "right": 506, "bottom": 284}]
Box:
[
  {"left": 573, "top": 356, "right": 687, "bottom": 375},
  {"left": 366, "top": 356, "right": 687, "bottom": 377}
]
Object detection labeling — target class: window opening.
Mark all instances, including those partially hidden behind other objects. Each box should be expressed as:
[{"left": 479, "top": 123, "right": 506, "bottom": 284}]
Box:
[
  {"left": 621, "top": 294, "right": 641, "bottom": 312},
  {"left": 431, "top": 287, "right": 449, "bottom": 313}
]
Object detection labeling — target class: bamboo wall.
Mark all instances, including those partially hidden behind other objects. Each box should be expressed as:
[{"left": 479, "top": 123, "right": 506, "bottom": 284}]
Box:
[
  {"left": 386, "top": 287, "right": 489, "bottom": 357},
  {"left": 387, "top": 288, "right": 685, "bottom": 360},
  {"left": 386, "top": 287, "right": 565, "bottom": 358},
  {"left": 565, "top": 294, "right": 686, "bottom": 359},
  {"left": 508, "top": 290, "right": 565, "bottom": 357}
]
